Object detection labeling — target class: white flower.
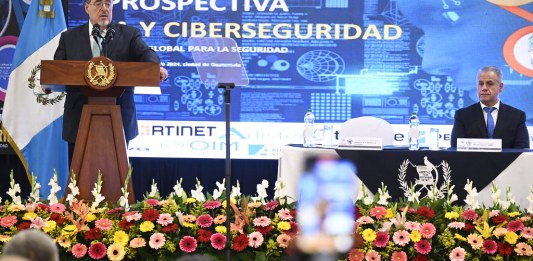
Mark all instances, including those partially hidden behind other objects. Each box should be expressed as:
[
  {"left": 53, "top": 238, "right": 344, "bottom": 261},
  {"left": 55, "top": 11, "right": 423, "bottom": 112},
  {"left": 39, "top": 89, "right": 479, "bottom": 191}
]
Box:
[
  {"left": 148, "top": 180, "right": 159, "bottom": 198},
  {"left": 28, "top": 174, "right": 41, "bottom": 203},
  {"left": 447, "top": 193, "right": 458, "bottom": 205},
  {"left": 464, "top": 179, "right": 479, "bottom": 209},
  {"left": 212, "top": 179, "right": 225, "bottom": 200},
  {"left": 252, "top": 180, "right": 269, "bottom": 203},
  {"left": 377, "top": 183, "right": 391, "bottom": 205},
  {"left": 527, "top": 186, "right": 533, "bottom": 214},
  {"left": 171, "top": 178, "right": 184, "bottom": 198},
  {"left": 91, "top": 173, "right": 105, "bottom": 209},
  {"left": 191, "top": 179, "right": 206, "bottom": 202},
  {"left": 502, "top": 187, "right": 515, "bottom": 210},
  {"left": 118, "top": 193, "right": 129, "bottom": 211},
  {"left": 47, "top": 172, "right": 61, "bottom": 205},
  {"left": 274, "top": 180, "right": 287, "bottom": 200},
  {"left": 65, "top": 175, "right": 79, "bottom": 206},
  {"left": 491, "top": 183, "right": 502, "bottom": 206},
  {"left": 7, "top": 183, "right": 21, "bottom": 205},
  {"left": 406, "top": 184, "right": 420, "bottom": 204},
  {"left": 231, "top": 181, "right": 242, "bottom": 199}
]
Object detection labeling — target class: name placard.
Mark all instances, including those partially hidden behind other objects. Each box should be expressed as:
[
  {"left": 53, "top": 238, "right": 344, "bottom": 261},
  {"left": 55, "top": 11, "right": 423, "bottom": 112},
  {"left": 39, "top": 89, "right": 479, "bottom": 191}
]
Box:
[
  {"left": 338, "top": 137, "right": 383, "bottom": 150},
  {"left": 456, "top": 138, "right": 502, "bottom": 152}
]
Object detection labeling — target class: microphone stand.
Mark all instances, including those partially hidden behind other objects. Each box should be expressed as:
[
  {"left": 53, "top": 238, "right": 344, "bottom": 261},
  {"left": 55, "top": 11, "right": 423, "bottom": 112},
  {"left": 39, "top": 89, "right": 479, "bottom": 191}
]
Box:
[{"left": 219, "top": 82, "right": 235, "bottom": 261}]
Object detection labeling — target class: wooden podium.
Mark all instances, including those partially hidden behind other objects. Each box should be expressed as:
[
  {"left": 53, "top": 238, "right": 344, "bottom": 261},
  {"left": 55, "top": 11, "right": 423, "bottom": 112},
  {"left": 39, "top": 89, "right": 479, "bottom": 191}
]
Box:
[{"left": 41, "top": 57, "right": 160, "bottom": 203}]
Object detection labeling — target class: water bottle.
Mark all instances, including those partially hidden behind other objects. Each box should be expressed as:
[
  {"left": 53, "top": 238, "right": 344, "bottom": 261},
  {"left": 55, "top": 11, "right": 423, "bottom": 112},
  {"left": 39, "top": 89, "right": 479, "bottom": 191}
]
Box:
[
  {"left": 408, "top": 112, "right": 420, "bottom": 151},
  {"left": 303, "top": 109, "right": 315, "bottom": 147}
]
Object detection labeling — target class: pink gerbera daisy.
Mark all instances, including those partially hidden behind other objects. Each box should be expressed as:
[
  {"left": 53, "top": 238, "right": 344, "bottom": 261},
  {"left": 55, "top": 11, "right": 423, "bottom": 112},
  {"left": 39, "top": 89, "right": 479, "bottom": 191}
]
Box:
[
  {"left": 88, "top": 242, "right": 107, "bottom": 260},
  {"left": 204, "top": 200, "right": 222, "bottom": 209},
  {"left": 347, "top": 248, "right": 364, "bottom": 261},
  {"left": 390, "top": 251, "right": 407, "bottom": 261},
  {"left": 179, "top": 236, "right": 198, "bottom": 253},
  {"left": 210, "top": 233, "right": 227, "bottom": 250},
  {"left": 449, "top": 247, "right": 466, "bottom": 261},
  {"left": 145, "top": 198, "right": 159, "bottom": 206},
  {"left": 419, "top": 223, "right": 436, "bottom": 238},
  {"left": 414, "top": 240, "right": 432, "bottom": 255},
  {"left": 448, "top": 222, "right": 465, "bottom": 229},
  {"left": 365, "top": 250, "right": 381, "bottom": 261},
  {"left": 0, "top": 216, "right": 18, "bottom": 228},
  {"left": 370, "top": 206, "right": 387, "bottom": 219},
  {"left": 149, "top": 233, "right": 166, "bottom": 249},
  {"left": 196, "top": 214, "right": 214, "bottom": 228},
  {"left": 129, "top": 238, "right": 146, "bottom": 248},
  {"left": 276, "top": 234, "right": 291, "bottom": 248},
  {"left": 507, "top": 220, "right": 524, "bottom": 232},
  {"left": 95, "top": 218, "right": 113, "bottom": 231},
  {"left": 157, "top": 213, "right": 174, "bottom": 226},
  {"left": 49, "top": 203, "right": 66, "bottom": 213},
  {"left": 467, "top": 234, "right": 483, "bottom": 250},
  {"left": 404, "top": 221, "right": 421, "bottom": 231},
  {"left": 522, "top": 227, "right": 533, "bottom": 239},
  {"left": 356, "top": 216, "right": 374, "bottom": 225},
  {"left": 515, "top": 242, "right": 533, "bottom": 256},
  {"left": 392, "top": 230, "right": 411, "bottom": 246},
  {"left": 72, "top": 243, "right": 87, "bottom": 258},
  {"left": 461, "top": 209, "right": 478, "bottom": 221},
  {"left": 373, "top": 231, "right": 389, "bottom": 248},
  {"left": 278, "top": 208, "right": 293, "bottom": 220},
  {"left": 124, "top": 212, "right": 142, "bottom": 222},
  {"left": 253, "top": 216, "right": 271, "bottom": 227},
  {"left": 264, "top": 200, "right": 278, "bottom": 211},
  {"left": 248, "top": 231, "right": 264, "bottom": 248}
]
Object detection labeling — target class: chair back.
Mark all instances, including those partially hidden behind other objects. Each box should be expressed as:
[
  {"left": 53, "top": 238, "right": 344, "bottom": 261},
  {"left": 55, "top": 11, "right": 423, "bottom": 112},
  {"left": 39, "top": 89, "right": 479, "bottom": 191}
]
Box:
[{"left": 338, "top": 116, "right": 394, "bottom": 145}]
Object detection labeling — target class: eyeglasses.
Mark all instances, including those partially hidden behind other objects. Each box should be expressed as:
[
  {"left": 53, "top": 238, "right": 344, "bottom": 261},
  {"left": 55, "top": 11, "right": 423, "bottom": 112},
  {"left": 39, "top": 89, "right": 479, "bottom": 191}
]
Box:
[{"left": 89, "top": 1, "right": 112, "bottom": 8}]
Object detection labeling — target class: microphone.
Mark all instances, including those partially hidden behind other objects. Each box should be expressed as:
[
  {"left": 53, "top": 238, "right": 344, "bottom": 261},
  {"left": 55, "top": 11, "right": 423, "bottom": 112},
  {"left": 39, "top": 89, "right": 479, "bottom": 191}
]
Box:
[
  {"left": 91, "top": 23, "right": 102, "bottom": 56},
  {"left": 102, "top": 23, "right": 116, "bottom": 57}
]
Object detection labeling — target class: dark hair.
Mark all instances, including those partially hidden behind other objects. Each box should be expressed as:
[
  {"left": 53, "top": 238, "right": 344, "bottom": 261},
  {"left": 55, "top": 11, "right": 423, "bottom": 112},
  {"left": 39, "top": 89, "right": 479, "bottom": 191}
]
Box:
[{"left": 2, "top": 229, "right": 59, "bottom": 261}]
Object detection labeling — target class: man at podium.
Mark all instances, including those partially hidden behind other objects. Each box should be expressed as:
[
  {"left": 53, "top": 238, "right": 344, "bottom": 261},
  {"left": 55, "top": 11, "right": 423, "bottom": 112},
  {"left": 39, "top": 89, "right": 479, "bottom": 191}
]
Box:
[{"left": 54, "top": 0, "right": 168, "bottom": 164}]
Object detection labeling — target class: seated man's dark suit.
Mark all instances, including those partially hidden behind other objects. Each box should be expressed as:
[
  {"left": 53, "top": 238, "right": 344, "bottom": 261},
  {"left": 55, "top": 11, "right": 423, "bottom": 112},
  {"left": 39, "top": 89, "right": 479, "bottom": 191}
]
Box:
[
  {"left": 451, "top": 103, "right": 530, "bottom": 149},
  {"left": 54, "top": 23, "right": 160, "bottom": 144}
]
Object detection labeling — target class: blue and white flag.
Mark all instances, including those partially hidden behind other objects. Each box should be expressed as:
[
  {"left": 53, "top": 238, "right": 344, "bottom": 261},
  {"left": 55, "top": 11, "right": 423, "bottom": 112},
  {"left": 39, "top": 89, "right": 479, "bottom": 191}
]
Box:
[{"left": 2, "top": 0, "right": 68, "bottom": 198}]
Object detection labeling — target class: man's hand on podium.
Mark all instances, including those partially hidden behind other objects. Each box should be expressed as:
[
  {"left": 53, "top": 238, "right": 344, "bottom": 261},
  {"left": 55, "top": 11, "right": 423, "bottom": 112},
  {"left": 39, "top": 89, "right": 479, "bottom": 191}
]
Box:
[{"left": 159, "top": 67, "right": 168, "bottom": 81}]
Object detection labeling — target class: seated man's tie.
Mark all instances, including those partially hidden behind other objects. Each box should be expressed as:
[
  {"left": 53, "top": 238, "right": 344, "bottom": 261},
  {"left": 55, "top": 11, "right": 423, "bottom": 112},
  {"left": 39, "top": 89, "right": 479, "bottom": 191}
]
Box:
[{"left": 484, "top": 107, "right": 496, "bottom": 138}]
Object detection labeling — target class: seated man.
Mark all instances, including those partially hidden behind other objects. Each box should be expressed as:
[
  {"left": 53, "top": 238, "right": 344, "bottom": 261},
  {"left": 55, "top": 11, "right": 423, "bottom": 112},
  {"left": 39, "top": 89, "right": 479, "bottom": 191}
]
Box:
[{"left": 451, "top": 66, "right": 530, "bottom": 149}]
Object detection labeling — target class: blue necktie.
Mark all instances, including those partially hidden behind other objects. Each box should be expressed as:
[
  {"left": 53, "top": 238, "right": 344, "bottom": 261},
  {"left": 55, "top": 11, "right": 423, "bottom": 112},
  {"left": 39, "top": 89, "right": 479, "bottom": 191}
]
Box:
[{"left": 484, "top": 107, "right": 496, "bottom": 138}]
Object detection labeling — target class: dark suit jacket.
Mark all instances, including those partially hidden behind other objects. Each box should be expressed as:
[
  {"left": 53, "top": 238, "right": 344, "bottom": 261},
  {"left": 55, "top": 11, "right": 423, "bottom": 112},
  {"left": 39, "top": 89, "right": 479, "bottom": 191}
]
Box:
[
  {"left": 54, "top": 23, "right": 160, "bottom": 143},
  {"left": 451, "top": 102, "right": 530, "bottom": 148}
]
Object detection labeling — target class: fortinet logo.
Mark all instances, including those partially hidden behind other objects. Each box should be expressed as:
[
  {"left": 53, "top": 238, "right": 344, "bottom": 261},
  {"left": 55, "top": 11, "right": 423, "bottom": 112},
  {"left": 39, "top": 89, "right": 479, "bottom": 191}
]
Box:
[{"left": 140, "top": 124, "right": 217, "bottom": 136}]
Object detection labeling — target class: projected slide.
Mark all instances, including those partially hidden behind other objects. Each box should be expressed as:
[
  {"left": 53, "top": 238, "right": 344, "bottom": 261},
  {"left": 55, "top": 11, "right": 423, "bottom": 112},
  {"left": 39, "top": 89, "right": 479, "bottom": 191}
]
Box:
[{"left": 63, "top": 0, "right": 533, "bottom": 158}]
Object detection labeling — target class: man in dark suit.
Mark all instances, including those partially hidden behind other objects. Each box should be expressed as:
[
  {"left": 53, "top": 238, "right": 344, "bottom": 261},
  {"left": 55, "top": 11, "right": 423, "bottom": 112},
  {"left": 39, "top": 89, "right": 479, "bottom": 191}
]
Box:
[
  {"left": 54, "top": 0, "right": 168, "bottom": 164},
  {"left": 451, "top": 66, "right": 530, "bottom": 149}
]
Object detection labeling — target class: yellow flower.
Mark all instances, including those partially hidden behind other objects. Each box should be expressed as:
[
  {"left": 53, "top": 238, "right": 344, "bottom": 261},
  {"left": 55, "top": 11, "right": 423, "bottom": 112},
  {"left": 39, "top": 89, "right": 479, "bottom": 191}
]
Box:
[
  {"left": 0, "top": 235, "right": 12, "bottom": 243},
  {"left": 7, "top": 205, "right": 24, "bottom": 212},
  {"left": 140, "top": 221, "right": 155, "bottom": 232},
  {"left": 385, "top": 208, "right": 394, "bottom": 219},
  {"left": 182, "top": 222, "right": 195, "bottom": 228},
  {"left": 114, "top": 231, "right": 129, "bottom": 246},
  {"left": 56, "top": 235, "right": 71, "bottom": 248},
  {"left": 410, "top": 230, "right": 422, "bottom": 242},
  {"left": 107, "top": 243, "right": 126, "bottom": 261},
  {"left": 61, "top": 225, "right": 77, "bottom": 236},
  {"left": 277, "top": 221, "right": 291, "bottom": 231},
  {"left": 222, "top": 198, "right": 238, "bottom": 208},
  {"left": 445, "top": 212, "right": 460, "bottom": 220},
  {"left": 85, "top": 213, "right": 96, "bottom": 222},
  {"left": 454, "top": 233, "right": 467, "bottom": 242},
  {"left": 185, "top": 198, "right": 197, "bottom": 204},
  {"left": 508, "top": 212, "right": 520, "bottom": 218},
  {"left": 22, "top": 212, "right": 37, "bottom": 220},
  {"left": 504, "top": 231, "right": 519, "bottom": 244},
  {"left": 215, "top": 225, "right": 227, "bottom": 234},
  {"left": 42, "top": 220, "right": 57, "bottom": 233},
  {"left": 362, "top": 229, "right": 376, "bottom": 242}
]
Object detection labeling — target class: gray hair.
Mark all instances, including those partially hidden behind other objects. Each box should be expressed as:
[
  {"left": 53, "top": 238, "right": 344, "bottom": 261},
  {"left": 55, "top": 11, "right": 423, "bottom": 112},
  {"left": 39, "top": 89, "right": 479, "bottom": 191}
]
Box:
[
  {"left": 479, "top": 66, "right": 503, "bottom": 82},
  {"left": 2, "top": 230, "right": 59, "bottom": 261}
]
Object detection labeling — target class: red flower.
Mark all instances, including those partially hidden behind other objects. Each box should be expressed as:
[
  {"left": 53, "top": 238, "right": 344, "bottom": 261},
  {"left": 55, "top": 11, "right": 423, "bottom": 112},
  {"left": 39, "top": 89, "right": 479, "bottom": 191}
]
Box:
[
  {"left": 203, "top": 200, "right": 222, "bottom": 209},
  {"left": 118, "top": 219, "right": 135, "bottom": 231},
  {"left": 17, "top": 222, "right": 30, "bottom": 231},
  {"left": 88, "top": 242, "right": 106, "bottom": 260},
  {"left": 412, "top": 255, "right": 429, "bottom": 261},
  {"left": 416, "top": 206, "right": 435, "bottom": 219},
  {"left": 232, "top": 234, "right": 249, "bottom": 252},
  {"left": 142, "top": 209, "right": 160, "bottom": 222},
  {"left": 179, "top": 236, "right": 198, "bottom": 253},
  {"left": 49, "top": 213, "right": 65, "bottom": 225},
  {"left": 162, "top": 223, "right": 178, "bottom": 233},
  {"left": 256, "top": 225, "right": 273, "bottom": 235},
  {"left": 462, "top": 223, "right": 475, "bottom": 232},
  {"left": 348, "top": 248, "right": 364, "bottom": 261},
  {"left": 355, "top": 207, "right": 362, "bottom": 219},
  {"left": 106, "top": 207, "right": 123, "bottom": 218},
  {"left": 196, "top": 214, "right": 214, "bottom": 228},
  {"left": 37, "top": 203, "right": 50, "bottom": 212},
  {"left": 497, "top": 242, "right": 513, "bottom": 256},
  {"left": 373, "top": 231, "right": 389, "bottom": 248},
  {"left": 461, "top": 209, "right": 478, "bottom": 221},
  {"left": 197, "top": 229, "right": 213, "bottom": 243},
  {"left": 414, "top": 240, "right": 432, "bottom": 255},
  {"left": 284, "top": 222, "right": 299, "bottom": 238},
  {"left": 483, "top": 240, "right": 497, "bottom": 254},
  {"left": 491, "top": 214, "right": 508, "bottom": 224},
  {"left": 84, "top": 228, "right": 103, "bottom": 241},
  {"left": 264, "top": 200, "right": 279, "bottom": 211}
]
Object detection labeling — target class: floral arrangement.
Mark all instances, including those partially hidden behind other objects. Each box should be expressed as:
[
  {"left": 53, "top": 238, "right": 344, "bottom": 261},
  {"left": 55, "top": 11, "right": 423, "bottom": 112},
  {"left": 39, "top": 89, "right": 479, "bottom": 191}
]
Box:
[
  {"left": 0, "top": 171, "right": 298, "bottom": 261},
  {"left": 2, "top": 170, "right": 533, "bottom": 261},
  {"left": 346, "top": 180, "right": 533, "bottom": 261}
]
